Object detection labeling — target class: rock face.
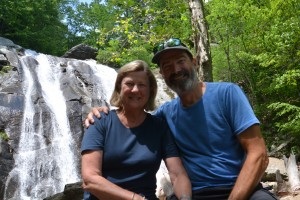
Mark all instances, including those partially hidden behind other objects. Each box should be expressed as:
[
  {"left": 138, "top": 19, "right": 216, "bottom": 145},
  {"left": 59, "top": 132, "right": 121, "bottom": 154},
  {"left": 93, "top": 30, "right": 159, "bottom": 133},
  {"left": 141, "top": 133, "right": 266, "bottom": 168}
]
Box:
[
  {"left": 0, "top": 37, "right": 24, "bottom": 200},
  {"left": 0, "top": 37, "right": 116, "bottom": 200}
]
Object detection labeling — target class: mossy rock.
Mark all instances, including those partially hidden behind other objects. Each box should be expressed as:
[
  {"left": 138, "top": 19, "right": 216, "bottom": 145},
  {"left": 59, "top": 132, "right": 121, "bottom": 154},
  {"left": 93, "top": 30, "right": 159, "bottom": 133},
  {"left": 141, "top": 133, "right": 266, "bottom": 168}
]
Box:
[{"left": 0, "top": 130, "right": 10, "bottom": 141}]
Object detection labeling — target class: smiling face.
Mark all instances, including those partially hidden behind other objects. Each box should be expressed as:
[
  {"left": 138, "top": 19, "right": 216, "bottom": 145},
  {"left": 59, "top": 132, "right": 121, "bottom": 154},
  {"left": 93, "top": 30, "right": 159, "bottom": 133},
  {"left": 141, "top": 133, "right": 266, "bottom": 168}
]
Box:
[
  {"left": 159, "top": 49, "right": 198, "bottom": 95},
  {"left": 110, "top": 60, "right": 157, "bottom": 111},
  {"left": 120, "top": 71, "right": 150, "bottom": 111}
]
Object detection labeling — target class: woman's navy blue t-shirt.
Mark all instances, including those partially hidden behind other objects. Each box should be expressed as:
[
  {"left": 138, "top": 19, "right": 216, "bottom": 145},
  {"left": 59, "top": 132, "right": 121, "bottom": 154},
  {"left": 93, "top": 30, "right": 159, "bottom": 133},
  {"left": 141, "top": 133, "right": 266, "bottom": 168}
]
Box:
[{"left": 81, "top": 110, "right": 179, "bottom": 199}]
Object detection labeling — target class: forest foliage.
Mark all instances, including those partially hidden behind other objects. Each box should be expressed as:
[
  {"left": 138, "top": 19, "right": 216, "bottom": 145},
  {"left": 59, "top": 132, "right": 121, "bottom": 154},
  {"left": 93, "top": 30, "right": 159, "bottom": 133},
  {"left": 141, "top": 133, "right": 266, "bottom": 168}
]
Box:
[{"left": 0, "top": 0, "right": 299, "bottom": 155}]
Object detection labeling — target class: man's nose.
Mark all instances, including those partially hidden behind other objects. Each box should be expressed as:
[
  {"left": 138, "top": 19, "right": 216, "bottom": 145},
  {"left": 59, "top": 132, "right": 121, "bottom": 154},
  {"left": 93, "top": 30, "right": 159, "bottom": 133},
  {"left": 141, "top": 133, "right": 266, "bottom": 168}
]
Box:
[{"left": 173, "top": 63, "right": 182, "bottom": 73}]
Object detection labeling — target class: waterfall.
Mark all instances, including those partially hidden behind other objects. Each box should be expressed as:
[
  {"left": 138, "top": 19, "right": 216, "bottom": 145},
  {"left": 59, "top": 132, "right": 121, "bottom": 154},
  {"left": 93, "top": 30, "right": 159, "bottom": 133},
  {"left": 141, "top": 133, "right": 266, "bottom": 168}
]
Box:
[
  {"left": 2, "top": 51, "right": 173, "bottom": 200},
  {"left": 4, "top": 53, "right": 81, "bottom": 200},
  {"left": 79, "top": 59, "right": 117, "bottom": 106}
]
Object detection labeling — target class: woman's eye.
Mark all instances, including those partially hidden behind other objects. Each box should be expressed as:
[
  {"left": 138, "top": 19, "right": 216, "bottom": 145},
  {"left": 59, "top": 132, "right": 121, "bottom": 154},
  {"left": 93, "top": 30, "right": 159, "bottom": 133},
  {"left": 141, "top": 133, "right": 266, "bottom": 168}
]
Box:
[
  {"left": 138, "top": 83, "right": 146, "bottom": 87},
  {"left": 125, "top": 82, "right": 134, "bottom": 87}
]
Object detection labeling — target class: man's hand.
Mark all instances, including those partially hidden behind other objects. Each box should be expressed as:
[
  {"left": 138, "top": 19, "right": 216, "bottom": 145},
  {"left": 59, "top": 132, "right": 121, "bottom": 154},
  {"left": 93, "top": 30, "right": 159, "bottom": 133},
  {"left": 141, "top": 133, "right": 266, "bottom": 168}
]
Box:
[{"left": 84, "top": 106, "right": 110, "bottom": 128}]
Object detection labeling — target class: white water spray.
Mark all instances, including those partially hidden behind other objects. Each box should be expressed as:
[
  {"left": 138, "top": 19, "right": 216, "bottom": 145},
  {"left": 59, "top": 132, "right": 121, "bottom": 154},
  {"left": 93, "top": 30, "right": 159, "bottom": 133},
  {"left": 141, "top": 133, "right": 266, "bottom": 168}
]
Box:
[
  {"left": 84, "top": 59, "right": 117, "bottom": 103},
  {"left": 4, "top": 53, "right": 80, "bottom": 200}
]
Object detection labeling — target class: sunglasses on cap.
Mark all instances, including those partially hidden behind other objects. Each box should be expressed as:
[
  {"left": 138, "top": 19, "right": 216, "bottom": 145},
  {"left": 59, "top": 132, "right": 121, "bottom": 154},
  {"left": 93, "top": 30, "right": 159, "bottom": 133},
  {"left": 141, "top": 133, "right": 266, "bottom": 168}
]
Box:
[{"left": 153, "top": 38, "right": 187, "bottom": 55}]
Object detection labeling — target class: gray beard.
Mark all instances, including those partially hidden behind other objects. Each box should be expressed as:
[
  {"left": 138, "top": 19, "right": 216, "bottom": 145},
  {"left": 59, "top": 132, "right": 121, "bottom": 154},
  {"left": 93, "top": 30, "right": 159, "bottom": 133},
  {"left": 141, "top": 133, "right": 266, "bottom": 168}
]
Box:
[{"left": 166, "top": 67, "right": 199, "bottom": 95}]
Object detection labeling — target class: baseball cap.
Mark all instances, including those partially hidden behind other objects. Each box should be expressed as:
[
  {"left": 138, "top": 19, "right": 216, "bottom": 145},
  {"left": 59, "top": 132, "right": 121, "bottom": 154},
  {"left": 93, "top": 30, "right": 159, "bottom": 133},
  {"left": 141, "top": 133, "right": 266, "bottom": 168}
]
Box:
[{"left": 152, "top": 38, "right": 193, "bottom": 64}]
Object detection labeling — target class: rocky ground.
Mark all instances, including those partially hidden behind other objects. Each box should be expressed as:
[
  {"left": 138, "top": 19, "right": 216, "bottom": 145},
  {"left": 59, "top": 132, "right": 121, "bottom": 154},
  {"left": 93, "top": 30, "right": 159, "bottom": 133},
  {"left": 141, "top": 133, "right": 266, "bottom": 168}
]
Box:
[{"left": 264, "top": 157, "right": 300, "bottom": 200}]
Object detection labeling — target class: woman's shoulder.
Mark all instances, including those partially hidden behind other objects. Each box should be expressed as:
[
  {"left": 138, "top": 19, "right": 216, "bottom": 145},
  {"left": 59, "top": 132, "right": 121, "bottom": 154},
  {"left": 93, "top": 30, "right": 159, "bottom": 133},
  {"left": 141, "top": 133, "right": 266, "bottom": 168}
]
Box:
[{"left": 93, "top": 109, "right": 117, "bottom": 124}]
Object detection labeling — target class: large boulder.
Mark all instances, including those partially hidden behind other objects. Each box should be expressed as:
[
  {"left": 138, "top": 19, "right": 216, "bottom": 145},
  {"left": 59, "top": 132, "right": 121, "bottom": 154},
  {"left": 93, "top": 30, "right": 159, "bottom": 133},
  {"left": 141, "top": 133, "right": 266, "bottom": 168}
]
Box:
[
  {"left": 43, "top": 182, "right": 83, "bottom": 200},
  {"left": 263, "top": 157, "right": 288, "bottom": 182},
  {"left": 62, "top": 44, "right": 97, "bottom": 60}
]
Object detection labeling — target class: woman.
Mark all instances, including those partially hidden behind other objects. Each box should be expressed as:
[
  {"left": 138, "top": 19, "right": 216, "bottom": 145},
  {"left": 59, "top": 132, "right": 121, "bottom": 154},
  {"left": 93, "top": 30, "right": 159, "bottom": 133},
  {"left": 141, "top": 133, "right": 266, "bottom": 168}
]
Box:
[{"left": 81, "top": 60, "right": 191, "bottom": 200}]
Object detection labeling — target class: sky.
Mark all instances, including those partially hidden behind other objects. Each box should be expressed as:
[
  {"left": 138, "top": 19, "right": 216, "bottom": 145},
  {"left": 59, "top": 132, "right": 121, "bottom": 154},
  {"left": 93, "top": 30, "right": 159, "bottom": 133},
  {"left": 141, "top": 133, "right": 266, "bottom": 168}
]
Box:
[{"left": 79, "top": 0, "right": 93, "bottom": 3}]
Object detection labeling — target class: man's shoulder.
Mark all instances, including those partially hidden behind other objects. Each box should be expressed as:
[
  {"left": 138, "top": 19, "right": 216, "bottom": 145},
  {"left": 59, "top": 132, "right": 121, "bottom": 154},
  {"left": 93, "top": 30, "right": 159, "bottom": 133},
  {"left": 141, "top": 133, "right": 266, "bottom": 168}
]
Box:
[
  {"left": 206, "top": 82, "right": 241, "bottom": 94},
  {"left": 154, "top": 98, "right": 179, "bottom": 117},
  {"left": 206, "top": 81, "right": 237, "bottom": 88},
  {"left": 161, "top": 98, "right": 179, "bottom": 109}
]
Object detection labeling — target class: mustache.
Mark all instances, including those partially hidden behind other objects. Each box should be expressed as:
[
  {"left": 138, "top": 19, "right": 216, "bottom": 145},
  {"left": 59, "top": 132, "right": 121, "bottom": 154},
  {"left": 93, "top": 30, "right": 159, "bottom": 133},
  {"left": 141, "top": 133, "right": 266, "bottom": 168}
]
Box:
[{"left": 169, "top": 70, "right": 188, "bottom": 81}]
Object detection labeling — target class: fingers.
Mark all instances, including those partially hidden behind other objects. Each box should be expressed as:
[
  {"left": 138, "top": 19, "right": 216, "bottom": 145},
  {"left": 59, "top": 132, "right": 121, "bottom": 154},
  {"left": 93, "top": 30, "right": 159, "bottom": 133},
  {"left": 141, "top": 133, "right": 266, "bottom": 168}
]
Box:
[
  {"left": 84, "top": 119, "right": 91, "bottom": 129},
  {"left": 92, "top": 107, "right": 101, "bottom": 118},
  {"left": 98, "top": 106, "right": 109, "bottom": 114},
  {"left": 83, "top": 112, "right": 95, "bottom": 128},
  {"left": 93, "top": 106, "right": 110, "bottom": 116},
  {"left": 83, "top": 106, "right": 109, "bottom": 129}
]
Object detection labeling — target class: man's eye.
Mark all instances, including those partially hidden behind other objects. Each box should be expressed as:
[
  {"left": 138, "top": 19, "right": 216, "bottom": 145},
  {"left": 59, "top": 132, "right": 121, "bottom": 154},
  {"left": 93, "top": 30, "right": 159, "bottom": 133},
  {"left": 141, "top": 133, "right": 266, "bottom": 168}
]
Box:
[
  {"left": 162, "top": 65, "right": 171, "bottom": 71},
  {"left": 178, "top": 59, "right": 185, "bottom": 64}
]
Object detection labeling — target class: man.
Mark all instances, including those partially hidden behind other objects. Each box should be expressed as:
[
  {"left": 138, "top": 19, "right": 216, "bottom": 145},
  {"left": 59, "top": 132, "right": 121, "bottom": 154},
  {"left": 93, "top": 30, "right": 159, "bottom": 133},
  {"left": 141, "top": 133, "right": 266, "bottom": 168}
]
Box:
[{"left": 85, "top": 38, "right": 277, "bottom": 200}]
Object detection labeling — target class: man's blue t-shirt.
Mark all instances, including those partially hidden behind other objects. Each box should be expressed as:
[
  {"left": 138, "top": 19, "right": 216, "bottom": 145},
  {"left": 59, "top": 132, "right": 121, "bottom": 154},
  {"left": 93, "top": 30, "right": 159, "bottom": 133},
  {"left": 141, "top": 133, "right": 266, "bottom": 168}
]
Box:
[
  {"left": 81, "top": 110, "right": 179, "bottom": 199},
  {"left": 154, "top": 82, "right": 259, "bottom": 191}
]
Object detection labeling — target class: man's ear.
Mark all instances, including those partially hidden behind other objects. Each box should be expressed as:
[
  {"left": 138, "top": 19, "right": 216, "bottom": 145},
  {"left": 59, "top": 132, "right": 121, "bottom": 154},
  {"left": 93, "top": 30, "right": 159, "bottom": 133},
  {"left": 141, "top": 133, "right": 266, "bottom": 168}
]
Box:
[
  {"left": 192, "top": 57, "right": 200, "bottom": 71},
  {"left": 159, "top": 67, "right": 166, "bottom": 78}
]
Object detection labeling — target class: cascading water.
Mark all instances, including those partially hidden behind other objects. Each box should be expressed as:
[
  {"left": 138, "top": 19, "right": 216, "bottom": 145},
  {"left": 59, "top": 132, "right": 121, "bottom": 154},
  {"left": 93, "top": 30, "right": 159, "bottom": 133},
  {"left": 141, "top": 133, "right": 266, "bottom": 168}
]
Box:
[
  {"left": 3, "top": 51, "right": 119, "bottom": 200},
  {"left": 4, "top": 53, "right": 80, "bottom": 200},
  {"left": 75, "top": 59, "right": 117, "bottom": 105},
  {"left": 2, "top": 50, "right": 173, "bottom": 200}
]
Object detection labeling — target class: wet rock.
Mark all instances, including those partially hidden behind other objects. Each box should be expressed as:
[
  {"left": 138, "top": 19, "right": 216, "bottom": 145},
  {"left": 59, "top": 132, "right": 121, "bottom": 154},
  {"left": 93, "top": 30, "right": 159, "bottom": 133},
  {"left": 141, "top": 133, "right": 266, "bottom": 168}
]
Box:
[{"left": 43, "top": 182, "right": 83, "bottom": 200}]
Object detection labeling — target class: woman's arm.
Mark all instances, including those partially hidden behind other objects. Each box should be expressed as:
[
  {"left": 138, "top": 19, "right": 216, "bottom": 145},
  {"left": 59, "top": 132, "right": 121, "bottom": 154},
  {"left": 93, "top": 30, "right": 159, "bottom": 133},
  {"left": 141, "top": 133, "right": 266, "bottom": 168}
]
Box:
[
  {"left": 81, "top": 150, "right": 144, "bottom": 200},
  {"left": 164, "top": 157, "right": 192, "bottom": 200}
]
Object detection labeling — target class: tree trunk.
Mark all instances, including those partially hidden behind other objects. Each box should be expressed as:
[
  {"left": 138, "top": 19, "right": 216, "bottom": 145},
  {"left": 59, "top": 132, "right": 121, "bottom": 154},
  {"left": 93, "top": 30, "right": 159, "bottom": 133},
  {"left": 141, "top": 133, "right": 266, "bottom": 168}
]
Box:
[{"left": 188, "top": 0, "right": 213, "bottom": 82}]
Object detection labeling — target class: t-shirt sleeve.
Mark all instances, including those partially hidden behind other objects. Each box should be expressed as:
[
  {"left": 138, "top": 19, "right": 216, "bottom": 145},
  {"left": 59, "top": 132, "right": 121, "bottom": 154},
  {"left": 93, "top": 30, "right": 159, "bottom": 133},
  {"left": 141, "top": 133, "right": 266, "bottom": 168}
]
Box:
[
  {"left": 81, "top": 115, "right": 106, "bottom": 154},
  {"left": 225, "top": 83, "right": 260, "bottom": 135},
  {"left": 161, "top": 122, "right": 179, "bottom": 159}
]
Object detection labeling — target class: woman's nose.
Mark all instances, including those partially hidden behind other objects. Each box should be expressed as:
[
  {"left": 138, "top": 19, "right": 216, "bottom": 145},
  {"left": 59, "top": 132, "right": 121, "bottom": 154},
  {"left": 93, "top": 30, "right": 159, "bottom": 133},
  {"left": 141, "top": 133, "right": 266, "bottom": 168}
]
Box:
[{"left": 131, "top": 84, "right": 139, "bottom": 92}]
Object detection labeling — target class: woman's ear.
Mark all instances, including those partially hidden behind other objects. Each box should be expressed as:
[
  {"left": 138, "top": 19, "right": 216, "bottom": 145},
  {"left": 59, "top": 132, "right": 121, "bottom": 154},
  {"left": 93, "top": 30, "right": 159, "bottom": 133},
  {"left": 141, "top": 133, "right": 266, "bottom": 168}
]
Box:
[{"left": 192, "top": 57, "right": 197, "bottom": 65}]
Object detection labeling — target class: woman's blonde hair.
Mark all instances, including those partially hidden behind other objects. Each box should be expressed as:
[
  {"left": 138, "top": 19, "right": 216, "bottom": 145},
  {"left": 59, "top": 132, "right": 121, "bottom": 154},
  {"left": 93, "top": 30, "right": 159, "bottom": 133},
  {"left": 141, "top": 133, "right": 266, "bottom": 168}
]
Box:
[{"left": 110, "top": 60, "right": 157, "bottom": 111}]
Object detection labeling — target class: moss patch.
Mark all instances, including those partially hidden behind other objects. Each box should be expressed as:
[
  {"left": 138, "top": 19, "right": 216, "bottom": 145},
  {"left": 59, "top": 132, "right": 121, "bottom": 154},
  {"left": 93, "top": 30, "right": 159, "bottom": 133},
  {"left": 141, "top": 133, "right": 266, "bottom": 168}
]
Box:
[
  {"left": 0, "top": 65, "right": 13, "bottom": 75},
  {"left": 0, "top": 130, "right": 10, "bottom": 141}
]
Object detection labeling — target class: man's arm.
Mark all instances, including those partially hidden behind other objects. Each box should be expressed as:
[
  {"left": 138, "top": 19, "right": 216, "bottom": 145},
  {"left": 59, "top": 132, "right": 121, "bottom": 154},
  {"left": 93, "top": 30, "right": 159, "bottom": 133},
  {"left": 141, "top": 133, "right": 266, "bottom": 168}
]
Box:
[
  {"left": 84, "top": 107, "right": 110, "bottom": 128},
  {"left": 228, "top": 124, "right": 269, "bottom": 200},
  {"left": 164, "top": 157, "right": 192, "bottom": 200}
]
